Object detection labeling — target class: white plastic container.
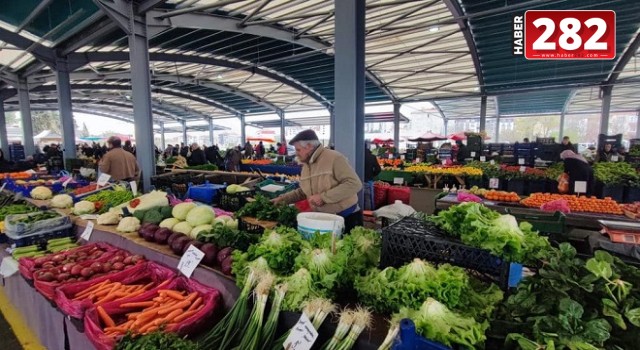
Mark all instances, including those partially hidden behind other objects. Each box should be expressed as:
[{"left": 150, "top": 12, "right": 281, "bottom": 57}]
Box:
[{"left": 297, "top": 212, "right": 345, "bottom": 240}]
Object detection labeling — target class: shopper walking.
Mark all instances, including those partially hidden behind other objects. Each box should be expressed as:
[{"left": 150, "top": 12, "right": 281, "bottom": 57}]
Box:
[
  {"left": 99, "top": 136, "right": 140, "bottom": 182},
  {"left": 244, "top": 141, "right": 254, "bottom": 159},
  {"left": 272, "top": 129, "right": 363, "bottom": 233}
]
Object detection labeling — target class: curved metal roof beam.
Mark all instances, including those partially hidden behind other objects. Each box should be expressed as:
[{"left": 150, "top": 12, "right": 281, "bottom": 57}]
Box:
[
  {"left": 146, "top": 9, "right": 396, "bottom": 101},
  {"left": 21, "top": 82, "right": 242, "bottom": 117},
  {"left": 441, "top": 0, "right": 485, "bottom": 95},
  {"left": 67, "top": 51, "right": 331, "bottom": 109},
  {"left": 3, "top": 104, "right": 139, "bottom": 124},
  {"left": 3, "top": 97, "right": 181, "bottom": 121},
  {"left": 28, "top": 70, "right": 281, "bottom": 113},
  {"left": 605, "top": 32, "right": 640, "bottom": 85}
]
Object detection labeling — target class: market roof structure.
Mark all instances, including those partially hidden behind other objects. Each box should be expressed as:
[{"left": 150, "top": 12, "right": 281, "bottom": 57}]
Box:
[{"left": 1, "top": 0, "right": 640, "bottom": 122}]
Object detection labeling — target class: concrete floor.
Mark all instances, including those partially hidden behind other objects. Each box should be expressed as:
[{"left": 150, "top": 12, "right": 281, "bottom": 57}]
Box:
[{"left": 0, "top": 310, "right": 23, "bottom": 350}]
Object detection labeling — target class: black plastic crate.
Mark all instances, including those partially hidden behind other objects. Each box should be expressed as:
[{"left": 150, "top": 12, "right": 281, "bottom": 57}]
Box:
[
  {"left": 151, "top": 172, "right": 205, "bottom": 191},
  {"left": 380, "top": 217, "right": 513, "bottom": 289},
  {"left": 218, "top": 190, "right": 255, "bottom": 212},
  {"left": 238, "top": 217, "right": 268, "bottom": 235},
  {"left": 7, "top": 226, "right": 74, "bottom": 248}
]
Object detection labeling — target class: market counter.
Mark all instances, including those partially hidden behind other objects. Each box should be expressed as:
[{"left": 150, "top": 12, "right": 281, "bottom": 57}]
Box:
[
  {"left": 436, "top": 194, "right": 636, "bottom": 230},
  {"left": 239, "top": 164, "right": 301, "bottom": 176}
]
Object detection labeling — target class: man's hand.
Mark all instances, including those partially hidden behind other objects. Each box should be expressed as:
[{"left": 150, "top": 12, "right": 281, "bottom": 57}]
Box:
[
  {"left": 308, "top": 194, "right": 324, "bottom": 207},
  {"left": 271, "top": 196, "right": 283, "bottom": 205}
]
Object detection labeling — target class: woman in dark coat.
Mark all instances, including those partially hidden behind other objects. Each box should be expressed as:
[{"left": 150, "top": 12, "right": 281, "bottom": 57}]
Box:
[
  {"left": 187, "top": 143, "right": 207, "bottom": 166},
  {"left": 561, "top": 150, "right": 594, "bottom": 196}
]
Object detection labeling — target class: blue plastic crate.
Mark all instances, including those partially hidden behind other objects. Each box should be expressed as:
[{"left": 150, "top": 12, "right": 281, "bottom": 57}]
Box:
[
  {"left": 392, "top": 319, "right": 451, "bottom": 350},
  {"left": 186, "top": 182, "right": 227, "bottom": 204}
]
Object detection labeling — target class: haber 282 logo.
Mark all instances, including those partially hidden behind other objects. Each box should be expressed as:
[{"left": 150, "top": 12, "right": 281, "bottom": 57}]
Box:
[{"left": 513, "top": 10, "right": 616, "bottom": 60}]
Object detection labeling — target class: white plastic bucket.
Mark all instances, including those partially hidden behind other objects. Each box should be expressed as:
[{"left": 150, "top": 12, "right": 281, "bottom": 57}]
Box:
[{"left": 297, "top": 212, "right": 345, "bottom": 240}]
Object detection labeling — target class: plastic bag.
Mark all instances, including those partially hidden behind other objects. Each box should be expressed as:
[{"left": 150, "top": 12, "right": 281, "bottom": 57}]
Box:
[
  {"left": 557, "top": 173, "right": 570, "bottom": 194},
  {"left": 374, "top": 200, "right": 416, "bottom": 221},
  {"left": 84, "top": 276, "right": 222, "bottom": 350},
  {"left": 54, "top": 261, "right": 176, "bottom": 319}
]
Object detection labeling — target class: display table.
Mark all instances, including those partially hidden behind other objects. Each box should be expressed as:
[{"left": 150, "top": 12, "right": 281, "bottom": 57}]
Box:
[
  {"left": 375, "top": 169, "right": 415, "bottom": 184},
  {"left": 240, "top": 164, "right": 301, "bottom": 175},
  {"left": 436, "top": 194, "right": 637, "bottom": 230}
]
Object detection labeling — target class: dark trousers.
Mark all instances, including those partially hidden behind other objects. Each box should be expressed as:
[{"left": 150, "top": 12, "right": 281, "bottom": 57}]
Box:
[{"left": 343, "top": 210, "right": 363, "bottom": 234}]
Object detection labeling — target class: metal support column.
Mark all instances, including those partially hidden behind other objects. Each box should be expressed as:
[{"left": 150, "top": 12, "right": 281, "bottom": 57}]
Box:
[
  {"left": 239, "top": 114, "right": 246, "bottom": 145},
  {"left": 56, "top": 59, "right": 77, "bottom": 161},
  {"left": 600, "top": 85, "right": 612, "bottom": 135},
  {"left": 17, "top": 79, "right": 34, "bottom": 157},
  {"left": 636, "top": 111, "right": 640, "bottom": 138},
  {"left": 94, "top": 0, "right": 158, "bottom": 191},
  {"left": 329, "top": 107, "right": 336, "bottom": 147},
  {"left": 208, "top": 118, "right": 214, "bottom": 146},
  {"left": 495, "top": 116, "right": 501, "bottom": 143},
  {"left": 393, "top": 102, "right": 400, "bottom": 154},
  {"left": 181, "top": 120, "right": 187, "bottom": 144},
  {"left": 443, "top": 117, "right": 448, "bottom": 136},
  {"left": 159, "top": 122, "right": 165, "bottom": 150},
  {"left": 0, "top": 102, "right": 8, "bottom": 153},
  {"left": 559, "top": 112, "right": 566, "bottom": 139},
  {"left": 334, "top": 0, "right": 365, "bottom": 189},
  {"left": 277, "top": 110, "right": 285, "bottom": 143},
  {"left": 479, "top": 95, "right": 487, "bottom": 132}
]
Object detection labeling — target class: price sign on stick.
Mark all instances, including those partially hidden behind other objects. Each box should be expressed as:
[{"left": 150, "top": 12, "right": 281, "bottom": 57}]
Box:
[
  {"left": 80, "top": 221, "right": 94, "bottom": 242},
  {"left": 518, "top": 158, "right": 525, "bottom": 165},
  {"left": 489, "top": 178, "right": 500, "bottom": 189},
  {"left": 471, "top": 152, "right": 476, "bottom": 157},
  {"left": 393, "top": 177, "right": 404, "bottom": 185},
  {"left": 62, "top": 177, "right": 72, "bottom": 189},
  {"left": 97, "top": 173, "right": 111, "bottom": 187},
  {"left": 520, "top": 166, "right": 527, "bottom": 173},
  {"left": 177, "top": 245, "right": 204, "bottom": 278},
  {"left": 480, "top": 156, "right": 486, "bottom": 162},
  {"left": 574, "top": 181, "right": 587, "bottom": 194},
  {"left": 611, "top": 155, "right": 619, "bottom": 162},
  {"left": 283, "top": 313, "right": 318, "bottom": 350},
  {"left": 490, "top": 160, "right": 496, "bottom": 165}
]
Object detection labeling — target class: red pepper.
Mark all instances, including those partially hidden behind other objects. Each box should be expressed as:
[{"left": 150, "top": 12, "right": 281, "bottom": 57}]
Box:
[
  {"left": 94, "top": 201, "right": 103, "bottom": 211},
  {"left": 130, "top": 198, "right": 141, "bottom": 208}
]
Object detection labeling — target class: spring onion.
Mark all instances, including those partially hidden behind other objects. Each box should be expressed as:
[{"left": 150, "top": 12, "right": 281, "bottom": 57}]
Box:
[
  {"left": 260, "top": 283, "right": 288, "bottom": 350},
  {"left": 321, "top": 310, "right": 356, "bottom": 350},
  {"left": 236, "top": 274, "right": 275, "bottom": 350},
  {"left": 336, "top": 307, "right": 372, "bottom": 350}
]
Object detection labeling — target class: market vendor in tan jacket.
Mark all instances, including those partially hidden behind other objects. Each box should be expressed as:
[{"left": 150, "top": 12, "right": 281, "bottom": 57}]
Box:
[
  {"left": 273, "top": 129, "right": 363, "bottom": 233},
  {"left": 99, "top": 136, "right": 140, "bottom": 182}
]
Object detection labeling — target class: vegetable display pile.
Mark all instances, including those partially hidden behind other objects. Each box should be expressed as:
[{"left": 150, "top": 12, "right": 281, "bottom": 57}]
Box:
[
  {"left": 593, "top": 161, "right": 640, "bottom": 186},
  {"left": 32, "top": 248, "right": 143, "bottom": 283},
  {"left": 185, "top": 164, "right": 218, "bottom": 171},
  {"left": 97, "top": 289, "right": 206, "bottom": 338},
  {"left": 11, "top": 237, "right": 78, "bottom": 259},
  {"left": 73, "top": 278, "right": 162, "bottom": 305},
  {"left": 496, "top": 243, "right": 640, "bottom": 350},
  {"left": 235, "top": 194, "right": 298, "bottom": 227},
  {"left": 0, "top": 203, "right": 38, "bottom": 221},
  {"left": 355, "top": 258, "right": 503, "bottom": 319},
  {"left": 8, "top": 210, "right": 59, "bottom": 225},
  {"left": 432, "top": 202, "right": 551, "bottom": 264},
  {"left": 521, "top": 193, "right": 623, "bottom": 215},
  {"left": 115, "top": 330, "right": 198, "bottom": 350},
  {"left": 481, "top": 190, "right": 520, "bottom": 202},
  {"left": 232, "top": 226, "right": 381, "bottom": 312},
  {"left": 85, "top": 189, "right": 135, "bottom": 214}
]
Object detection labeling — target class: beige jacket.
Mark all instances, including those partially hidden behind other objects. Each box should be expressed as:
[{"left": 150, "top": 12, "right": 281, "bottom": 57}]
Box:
[
  {"left": 99, "top": 148, "right": 140, "bottom": 181},
  {"left": 280, "top": 146, "right": 362, "bottom": 214}
]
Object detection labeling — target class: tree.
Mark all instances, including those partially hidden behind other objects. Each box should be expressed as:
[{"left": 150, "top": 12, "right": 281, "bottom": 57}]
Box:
[
  {"left": 32, "top": 111, "right": 61, "bottom": 134},
  {"left": 5, "top": 111, "right": 19, "bottom": 126}
]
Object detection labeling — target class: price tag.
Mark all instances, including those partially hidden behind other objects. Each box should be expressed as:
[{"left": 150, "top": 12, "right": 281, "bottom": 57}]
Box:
[
  {"left": 574, "top": 181, "right": 587, "bottom": 194},
  {"left": 520, "top": 166, "right": 527, "bottom": 172},
  {"left": 489, "top": 178, "right": 500, "bottom": 189},
  {"left": 393, "top": 177, "right": 404, "bottom": 185},
  {"left": 611, "top": 155, "right": 619, "bottom": 162},
  {"left": 283, "top": 313, "right": 318, "bottom": 350},
  {"left": 400, "top": 155, "right": 405, "bottom": 160},
  {"left": 62, "top": 177, "right": 72, "bottom": 189},
  {"left": 80, "top": 221, "right": 94, "bottom": 242},
  {"left": 441, "top": 160, "right": 446, "bottom": 165},
  {"left": 470, "top": 152, "right": 476, "bottom": 157},
  {"left": 480, "top": 156, "right": 486, "bottom": 162},
  {"left": 388, "top": 154, "right": 393, "bottom": 159},
  {"left": 177, "top": 245, "right": 205, "bottom": 278},
  {"left": 130, "top": 181, "right": 138, "bottom": 196},
  {"left": 518, "top": 158, "right": 525, "bottom": 165},
  {"left": 490, "top": 160, "right": 495, "bottom": 165},
  {"left": 97, "top": 173, "right": 111, "bottom": 186}
]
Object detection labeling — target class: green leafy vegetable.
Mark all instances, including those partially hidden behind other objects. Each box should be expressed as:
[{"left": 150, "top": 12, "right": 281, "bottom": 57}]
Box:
[{"left": 115, "top": 330, "right": 198, "bottom": 350}]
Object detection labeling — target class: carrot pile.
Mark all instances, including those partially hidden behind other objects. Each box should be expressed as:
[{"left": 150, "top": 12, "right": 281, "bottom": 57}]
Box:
[
  {"left": 98, "top": 288, "right": 204, "bottom": 338},
  {"left": 73, "top": 279, "right": 169, "bottom": 305}
]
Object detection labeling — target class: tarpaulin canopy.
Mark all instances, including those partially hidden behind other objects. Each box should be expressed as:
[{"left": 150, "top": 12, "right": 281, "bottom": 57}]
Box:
[
  {"left": 408, "top": 132, "right": 446, "bottom": 142},
  {"left": 246, "top": 137, "right": 276, "bottom": 143}
]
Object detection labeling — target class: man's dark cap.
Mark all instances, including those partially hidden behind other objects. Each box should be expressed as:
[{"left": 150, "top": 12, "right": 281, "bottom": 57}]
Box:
[{"left": 289, "top": 129, "right": 319, "bottom": 145}]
